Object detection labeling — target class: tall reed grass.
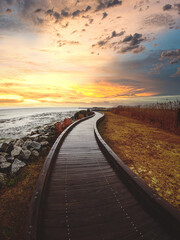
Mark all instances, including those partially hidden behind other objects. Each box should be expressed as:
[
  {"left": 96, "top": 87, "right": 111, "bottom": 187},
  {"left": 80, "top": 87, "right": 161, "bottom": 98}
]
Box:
[{"left": 111, "top": 100, "right": 180, "bottom": 135}]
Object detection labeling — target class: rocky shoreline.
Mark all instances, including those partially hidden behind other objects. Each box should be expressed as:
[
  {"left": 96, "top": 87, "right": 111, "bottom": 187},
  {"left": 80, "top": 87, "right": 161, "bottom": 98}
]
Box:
[{"left": 0, "top": 110, "right": 93, "bottom": 187}]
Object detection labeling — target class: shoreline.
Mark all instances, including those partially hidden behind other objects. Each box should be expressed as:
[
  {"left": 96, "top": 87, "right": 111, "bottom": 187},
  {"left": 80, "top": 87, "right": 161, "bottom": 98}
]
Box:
[
  {"left": 0, "top": 107, "right": 82, "bottom": 146},
  {"left": 0, "top": 109, "right": 93, "bottom": 240}
]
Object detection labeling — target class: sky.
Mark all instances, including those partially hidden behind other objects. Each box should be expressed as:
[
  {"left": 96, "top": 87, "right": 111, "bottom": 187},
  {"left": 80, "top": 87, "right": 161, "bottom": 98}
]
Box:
[{"left": 0, "top": 0, "right": 180, "bottom": 107}]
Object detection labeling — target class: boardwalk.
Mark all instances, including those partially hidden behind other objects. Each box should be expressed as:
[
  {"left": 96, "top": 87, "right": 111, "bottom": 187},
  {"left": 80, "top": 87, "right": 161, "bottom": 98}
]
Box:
[{"left": 39, "top": 112, "right": 175, "bottom": 240}]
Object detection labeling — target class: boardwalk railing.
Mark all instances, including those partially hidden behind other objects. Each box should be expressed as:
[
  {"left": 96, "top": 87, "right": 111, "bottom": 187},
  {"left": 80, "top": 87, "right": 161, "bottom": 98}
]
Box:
[
  {"left": 94, "top": 112, "right": 180, "bottom": 239},
  {"left": 26, "top": 113, "right": 95, "bottom": 240}
]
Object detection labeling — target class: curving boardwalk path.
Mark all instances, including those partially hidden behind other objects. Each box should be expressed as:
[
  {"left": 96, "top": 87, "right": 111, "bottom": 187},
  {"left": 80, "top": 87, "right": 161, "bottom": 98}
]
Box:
[{"left": 40, "top": 112, "right": 175, "bottom": 240}]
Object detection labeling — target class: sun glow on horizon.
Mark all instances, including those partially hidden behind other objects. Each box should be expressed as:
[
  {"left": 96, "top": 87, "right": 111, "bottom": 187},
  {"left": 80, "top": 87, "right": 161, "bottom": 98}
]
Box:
[{"left": 0, "top": 0, "right": 180, "bottom": 107}]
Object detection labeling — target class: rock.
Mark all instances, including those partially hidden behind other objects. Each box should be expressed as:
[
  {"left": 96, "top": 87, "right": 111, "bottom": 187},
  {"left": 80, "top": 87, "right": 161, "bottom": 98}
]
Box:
[
  {"left": 30, "top": 131, "right": 38, "bottom": 135},
  {"left": 30, "top": 141, "right": 41, "bottom": 151},
  {"left": 6, "top": 143, "right": 14, "bottom": 154},
  {"left": 31, "top": 150, "right": 39, "bottom": 159},
  {"left": 0, "top": 142, "right": 14, "bottom": 153},
  {"left": 0, "top": 152, "right": 8, "bottom": 157},
  {"left": 14, "top": 139, "right": 24, "bottom": 147},
  {"left": 0, "top": 143, "right": 9, "bottom": 152},
  {"left": 11, "top": 159, "right": 26, "bottom": 175},
  {"left": 19, "top": 149, "right": 31, "bottom": 161},
  {"left": 39, "top": 135, "right": 48, "bottom": 141},
  {"left": 11, "top": 146, "right": 22, "bottom": 157},
  {"left": 39, "top": 130, "right": 45, "bottom": 135},
  {"left": 29, "top": 134, "right": 40, "bottom": 140},
  {"left": 40, "top": 141, "right": 49, "bottom": 147},
  {"left": 22, "top": 136, "right": 28, "bottom": 141},
  {"left": 0, "top": 162, "right": 11, "bottom": 172},
  {"left": 22, "top": 139, "right": 32, "bottom": 149},
  {"left": 0, "top": 155, "right": 7, "bottom": 164},
  {"left": 6, "top": 156, "right": 14, "bottom": 163}
]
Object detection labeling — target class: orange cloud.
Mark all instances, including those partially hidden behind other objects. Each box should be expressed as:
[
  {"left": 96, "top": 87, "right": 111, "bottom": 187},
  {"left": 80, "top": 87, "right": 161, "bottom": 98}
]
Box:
[{"left": 0, "top": 99, "right": 24, "bottom": 104}]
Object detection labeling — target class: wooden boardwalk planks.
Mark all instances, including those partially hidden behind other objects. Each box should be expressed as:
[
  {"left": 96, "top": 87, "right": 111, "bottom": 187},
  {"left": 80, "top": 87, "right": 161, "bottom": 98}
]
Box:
[{"left": 39, "top": 113, "right": 176, "bottom": 240}]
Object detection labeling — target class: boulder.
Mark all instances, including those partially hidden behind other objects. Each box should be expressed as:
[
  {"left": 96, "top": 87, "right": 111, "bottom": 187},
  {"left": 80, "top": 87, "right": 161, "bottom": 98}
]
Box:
[
  {"left": 0, "top": 155, "right": 7, "bottom": 164},
  {"left": 30, "top": 141, "right": 41, "bottom": 151},
  {"left": 30, "top": 131, "right": 38, "bottom": 135},
  {"left": 31, "top": 150, "right": 39, "bottom": 159},
  {"left": 29, "top": 134, "right": 40, "bottom": 141},
  {"left": 0, "top": 142, "right": 14, "bottom": 153},
  {"left": 22, "top": 139, "right": 32, "bottom": 149},
  {"left": 0, "top": 152, "right": 8, "bottom": 157},
  {"left": 39, "top": 135, "right": 48, "bottom": 141},
  {"left": 11, "top": 146, "right": 22, "bottom": 157},
  {"left": 19, "top": 149, "right": 31, "bottom": 161},
  {"left": 0, "top": 161, "right": 11, "bottom": 172},
  {"left": 40, "top": 141, "right": 49, "bottom": 147},
  {"left": 11, "top": 159, "right": 26, "bottom": 175},
  {"left": 39, "top": 130, "right": 45, "bottom": 135},
  {"left": 6, "top": 156, "right": 14, "bottom": 163},
  {"left": 0, "top": 143, "right": 9, "bottom": 152},
  {"left": 6, "top": 143, "right": 14, "bottom": 154},
  {"left": 14, "top": 139, "right": 24, "bottom": 147}
]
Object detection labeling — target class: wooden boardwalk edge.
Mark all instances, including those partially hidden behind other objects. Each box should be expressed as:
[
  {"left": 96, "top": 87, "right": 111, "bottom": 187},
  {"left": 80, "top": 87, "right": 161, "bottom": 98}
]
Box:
[
  {"left": 26, "top": 113, "right": 95, "bottom": 240},
  {"left": 94, "top": 112, "right": 180, "bottom": 238}
]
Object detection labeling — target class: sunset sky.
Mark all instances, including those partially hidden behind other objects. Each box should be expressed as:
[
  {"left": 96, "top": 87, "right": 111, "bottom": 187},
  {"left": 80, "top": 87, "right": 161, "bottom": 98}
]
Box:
[{"left": 0, "top": 0, "right": 180, "bottom": 107}]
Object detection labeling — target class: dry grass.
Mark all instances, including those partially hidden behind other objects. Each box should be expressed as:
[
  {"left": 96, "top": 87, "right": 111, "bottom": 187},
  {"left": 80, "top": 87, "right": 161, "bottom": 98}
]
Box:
[
  {"left": 0, "top": 157, "right": 46, "bottom": 240},
  {"left": 98, "top": 112, "right": 180, "bottom": 210},
  {"left": 111, "top": 100, "right": 180, "bottom": 135}
]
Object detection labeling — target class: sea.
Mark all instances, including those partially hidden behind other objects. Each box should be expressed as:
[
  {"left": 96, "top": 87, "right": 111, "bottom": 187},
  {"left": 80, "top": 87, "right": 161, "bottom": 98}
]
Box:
[{"left": 0, "top": 107, "right": 81, "bottom": 145}]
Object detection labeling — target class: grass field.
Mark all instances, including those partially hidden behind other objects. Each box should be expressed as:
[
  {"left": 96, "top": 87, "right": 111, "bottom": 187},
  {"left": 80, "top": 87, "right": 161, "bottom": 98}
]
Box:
[
  {"left": 98, "top": 112, "right": 180, "bottom": 210},
  {"left": 0, "top": 157, "right": 46, "bottom": 240},
  {"left": 111, "top": 100, "right": 180, "bottom": 135}
]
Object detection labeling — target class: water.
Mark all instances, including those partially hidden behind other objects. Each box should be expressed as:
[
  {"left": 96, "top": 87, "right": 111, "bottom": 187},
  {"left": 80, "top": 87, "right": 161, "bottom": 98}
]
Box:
[{"left": 0, "top": 107, "right": 81, "bottom": 144}]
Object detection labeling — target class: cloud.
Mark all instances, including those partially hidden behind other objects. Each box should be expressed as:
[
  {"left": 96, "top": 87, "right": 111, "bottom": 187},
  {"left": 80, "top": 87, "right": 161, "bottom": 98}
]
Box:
[
  {"left": 34, "top": 8, "right": 42, "bottom": 13},
  {"left": 6, "top": 8, "right": 13, "bottom": 13},
  {"left": 89, "top": 18, "right": 94, "bottom": 24},
  {"left": 46, "top": 8, "right": 61, "bottom": 21},
  {"left": 102, "top": 12, "right": 108, "bottom": 19},
  {"left": 72, "top": 9, "right": 81, "bottom": 17},
  {"left": 109, "top": 78, "right": 141, "bottom": 87},
  {"left": 144, "top": 14, "right": 173, "bottom": 27},
  {"left": 174, "top": 4, "right": 180, "bottom": 14},
  {"left": 5, "top": 0, "right": 14, "bottom": 5},
  {"left": 92, "top": 30, "right": 125, "bottom": 50},
  {"left": 85, "top": 5, "right": 91, "bottom": 12},
  {"left": 118, "top": 33, "right": 145, "bottom": 54},
  {"left": 123, "top": 35, "right": 133, "bottom": 42},
  {"left": 58, "top": 40, "right": 79, "bottom": 47},
  {"left": 163, "top": 4, "right": 172, "bottom": 11},
  {"left": 171, "top": 67, "right": 180, "bottom": 77},
  {"left": 61, "top": 9, "right": 69, "bottom": 17},
  {"left": 149, "top": 63, "right": 164, "bottom": 75},
  {"left": 160, "top": 49, "right": 180, "bottom": 77},
  {"left": 75, "top": 0, "right": 80, "bottom": 6},
  {"left": 162, "top": 3, "right": 180, "bottom": 14},
  {"left": 161, "top": 49, "right": 180, "bottom": 64},
  {"left": 96, "top": 0, "right": 122, "bottom": 12},
  {"left": 0, "top": 99, "right": 24, "bottom": 104},
  {"left": 72, "top": 5, "right": 91, "bottom": 17}
]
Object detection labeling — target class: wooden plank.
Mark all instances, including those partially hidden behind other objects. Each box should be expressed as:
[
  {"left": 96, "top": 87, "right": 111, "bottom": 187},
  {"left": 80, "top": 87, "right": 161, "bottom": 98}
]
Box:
[
  {"left": 26, "top": 114, "right": 95, "bottom": 240},
  {"left": 39, "top": 112, "right": 176, "bottom": 240}
]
